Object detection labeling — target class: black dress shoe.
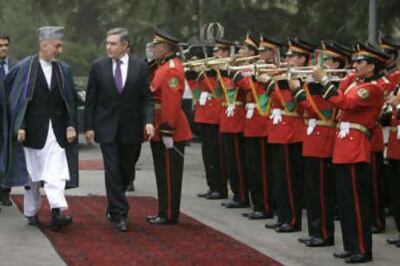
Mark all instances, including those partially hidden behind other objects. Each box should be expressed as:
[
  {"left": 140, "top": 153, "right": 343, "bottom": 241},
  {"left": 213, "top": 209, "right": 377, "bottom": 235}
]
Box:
[
  {"left": 0, "top": 195, "right": 12, "bottom": 206},
  {"left": 298, "top": 236, "right": 314, "bottom": 243},
  {"left": 206, "top": 191, "right": 227, "bottom": 200},
  {"left": 242, "top": 212, "right": 251, "bottom": 217},
  {"left": 50, "top": 210, "right": 72, "bottom": 232},
  {"left": 371, "top": 225, "right": 384, "bottom": 234},
  {"left": 275, "top": 223, "right": 301, "bottom": 233},
  {"left": 197, "top": 190, "right": 211, "bottom": 198},
  {"left": 387, "top": 236, "right": 400, "bottom": 245},
  {"left": 116, "top": 218, "right": 128, "bottom": 232},
  {"left": 224, "top": 201, "right": 250, "bottom": 209},
  {"left": 265, "top": 223, "right": 282, "bottom": 229},
  {"left": 126, "top": 182, "right": 135, "bottom": 192},
  {"left": 27, "top": 215, "right": 40, "bottom": 226},
  {"left": 333, "top": 250, "right": 353, "bottom": 259},
  {"left": 344, "top": 253, "right": 372, "bottom": 263},
  {"left": 248, "top": 211, "right": 272, "bottom": 220},
  {"left": 147, "top": 216, "right": 177, "bottom": 225},
  {"left": 305, "top": 237, "right": 334, "bottom": 247}
]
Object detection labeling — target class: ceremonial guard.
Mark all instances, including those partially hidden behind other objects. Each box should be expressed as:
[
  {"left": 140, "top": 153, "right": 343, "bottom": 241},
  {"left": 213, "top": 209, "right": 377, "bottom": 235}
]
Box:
[
  {"left": 187, "top": 40, "right": 229, "bottom": 200},
  {"left": 293, "top": 41, "right": 351, "bottom": 246},
  {"left": 313, "top": 43, "right": 389, "bottom": 263},
  {"left": 217, "top": 35, "right": 253, "bottom": 209},
  {"left": 147, "top": 31, "right": 192, "bottom": 225},
  {"left": 239, "top": 36, "right": 280, "bottom": 219},
  {"left": 260, "top": 39, "right": 310, "bottom": 232},
  {"left": 379, "top": 37, "right": 400, "bottom": 247}
]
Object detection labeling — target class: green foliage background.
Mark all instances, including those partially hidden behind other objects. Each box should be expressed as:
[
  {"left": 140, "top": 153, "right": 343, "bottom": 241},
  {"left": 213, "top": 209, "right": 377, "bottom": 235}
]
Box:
[{"left": 1, "top": 0, "right": 399, "bottom": 75}]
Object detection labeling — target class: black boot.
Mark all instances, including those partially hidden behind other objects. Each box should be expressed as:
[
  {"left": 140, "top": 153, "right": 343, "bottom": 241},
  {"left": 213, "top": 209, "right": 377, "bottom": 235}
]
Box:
[
  {"left": 0, "top": 188, "right": 12, "bottom": 206},
  {"left": 50, "top": 208, "right": 72, "bottom": 231}
]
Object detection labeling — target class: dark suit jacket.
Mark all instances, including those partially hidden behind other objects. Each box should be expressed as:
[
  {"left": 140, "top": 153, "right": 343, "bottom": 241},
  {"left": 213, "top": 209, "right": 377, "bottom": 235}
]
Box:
[
  {"left": 23, "top": 62, "right": 75, "bottom": 149},
  {"left": 84, "top": 54, "right": 154, "bottom": 144}
]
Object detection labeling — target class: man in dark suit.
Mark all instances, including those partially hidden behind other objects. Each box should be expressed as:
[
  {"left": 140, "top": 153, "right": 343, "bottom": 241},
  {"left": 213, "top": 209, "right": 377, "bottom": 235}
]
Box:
[
  {"left": 85, "top": 28, "right": 154, "bottom": 232},
  {"left": 0, "top": 33, "right": 14, "bottom": 207}
]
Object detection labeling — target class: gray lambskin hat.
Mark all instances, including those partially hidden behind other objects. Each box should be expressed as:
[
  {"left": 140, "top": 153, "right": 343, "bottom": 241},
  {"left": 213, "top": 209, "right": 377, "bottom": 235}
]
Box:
[{"left": 38, "top": 26, "right": 64, "bottom": 41}]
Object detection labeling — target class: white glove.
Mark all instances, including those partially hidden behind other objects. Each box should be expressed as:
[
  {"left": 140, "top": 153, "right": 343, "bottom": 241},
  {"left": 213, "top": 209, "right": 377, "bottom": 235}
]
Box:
[
  {"left": 307, "top": 119, "right": 317, "bottom": 135},
  {"left": 270, "top": 108, "right": 282, "bottom": 125},
  {"left": 199, "top": 92, "right": 208, "bottom": 106},
  {"left": 162, "top": 136, "right": 174, "bottom": 149},
  {"left": 397, "top": 125, "right": 400, "bottom": 140},
  {"left": 246, "top": 103, "right": 256, "bottom": 119},
  {"left": 338, "top": 122, "right": 350, "bottom": 139},
  {"left": 226, "top": 104, "right": 235, "bottom": 117}
]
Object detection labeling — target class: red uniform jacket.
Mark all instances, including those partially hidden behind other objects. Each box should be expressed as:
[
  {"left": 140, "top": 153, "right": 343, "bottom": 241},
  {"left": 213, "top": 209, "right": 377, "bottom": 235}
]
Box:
[
  {"left": 234, "top": 73, "right": 268, "bottom": 137},
  {"left": 218, "top": 71, "right": 246, "bottom": 133},
  {"left": 295, "top": 83, "right": 336, "bottom": 158},
  {"left": 150, "top": 56, "right": 192, "bottom": 141},
  {"left": 267, "top": 80, "right": 305, "bottom": 144},
  {"left": 387, "top": 109, "right": 400, "bottom": 160},
  {"left": 325, "top": 79, "right": 384, "bottom": 163},
  {"left": 192, "top": 71, "right": 223, "bottom": 124}
]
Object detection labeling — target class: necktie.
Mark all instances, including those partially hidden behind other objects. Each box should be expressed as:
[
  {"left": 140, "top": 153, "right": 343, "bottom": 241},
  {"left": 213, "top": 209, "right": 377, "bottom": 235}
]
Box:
[
  {"left": 0, "top": 60, "right": 6, "bottom": 80},
  {"left": 114, "top": 59, "right": 123, "bottom": 93}
]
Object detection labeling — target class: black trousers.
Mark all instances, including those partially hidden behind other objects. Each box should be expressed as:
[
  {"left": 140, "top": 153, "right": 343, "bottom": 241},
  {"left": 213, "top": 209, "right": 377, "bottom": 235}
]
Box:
[
  {"left": 197, "top": 123, "right": 226, "bottom": 194},
  {"left": 100, "top": 142, "right": 142, "bottom": 219},
  {"left": 388, "top": 159, "right": 400, "bottom": 232},
  {"left": 304, "top": 157, "right": 335, "bottom": 240},
  {"left": 335, "top": 163, "right": 372, "bottom": 256},
  {"left": 222, "top": 133, "right": 248, "bottom": 203},
  {"left": 244, "top": 137, "right": 273, "bottom": 215},
  {"left": 370, "top": 151, "right": 386, "bottom": 231},
  {"left": 270, "top": 143, "right": 303, "bottom": 227},
  {"left": 151, "top": 141, "right": 185, "bottom": 222}
]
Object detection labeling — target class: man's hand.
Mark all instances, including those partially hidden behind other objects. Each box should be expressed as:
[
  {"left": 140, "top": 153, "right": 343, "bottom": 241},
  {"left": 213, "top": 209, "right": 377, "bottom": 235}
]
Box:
[
  {"left": 288, "top": 79, "right": 301, "bottom": 91},
  {"left": 85, "top": 130, "right": 95, "bottom": 145},
  {"left": 312, "top": 65, "right": 327, "bottom": 82},
  {"left": 256, "top": 73, "right": 271, "bottom": 83},
  {"left": 17, "top": 129, "right": 26, "bottom": 143},
  {"left": 145, "top": 123, "right": 155, "bottom": 141},
  {"left": 66, "top": 127, "right": 77, "bottom": 143}
]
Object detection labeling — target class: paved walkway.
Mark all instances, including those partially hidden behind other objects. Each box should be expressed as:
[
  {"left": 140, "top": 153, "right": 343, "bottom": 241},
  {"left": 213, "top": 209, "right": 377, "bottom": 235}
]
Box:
[{"left": 0, "top": 138, "right": 398, "bottom": 265}]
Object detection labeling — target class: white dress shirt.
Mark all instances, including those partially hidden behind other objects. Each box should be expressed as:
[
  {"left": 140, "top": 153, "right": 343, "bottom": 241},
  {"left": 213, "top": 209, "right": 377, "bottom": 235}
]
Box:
[
  {"left": 112, "top": 53, "right": 129, "bottom": 88},
  {"left": 39, "top": 59, "right": 53, "bottom": 89}
]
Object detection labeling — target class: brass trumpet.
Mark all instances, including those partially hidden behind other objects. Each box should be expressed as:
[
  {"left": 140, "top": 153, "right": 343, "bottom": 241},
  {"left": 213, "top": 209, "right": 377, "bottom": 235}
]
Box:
[{"left": 287, "top": 68, "right": 354, "bottom": 82}]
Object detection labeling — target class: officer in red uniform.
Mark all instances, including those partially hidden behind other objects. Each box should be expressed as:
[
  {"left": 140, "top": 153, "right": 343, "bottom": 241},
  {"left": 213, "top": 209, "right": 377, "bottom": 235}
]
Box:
[
  {"left": 188, "top": 40, "right": 232, "bottom": 200},
  {"left": 259, "top": 39, "right": 310, "bottom": 233},
  {"left": 218, "top": 35, "right": 256, "bottom": 209},
  {"left": 293, "top": 41, "right": 351, "bottom": 247},
  {"left": 239, "top": 36, "right": 281, "bottom": 220},
  {"left": 146, "top": 30, "right": 192, "bottom": 225},
  {"left": 313, "top": 43, "right": 390, "bottom": 263},
  {"left": 379, "top": 37, "right": 400, "bottom": 247}
]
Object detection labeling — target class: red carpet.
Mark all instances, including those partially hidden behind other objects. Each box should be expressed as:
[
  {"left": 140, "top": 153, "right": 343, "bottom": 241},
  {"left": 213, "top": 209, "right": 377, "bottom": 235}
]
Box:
[
  {"left": 13, "top": 195, "right": 281, "bottom": 266},
  {"left": 79, "top": 160, "right": 104, "bottom": 170}
]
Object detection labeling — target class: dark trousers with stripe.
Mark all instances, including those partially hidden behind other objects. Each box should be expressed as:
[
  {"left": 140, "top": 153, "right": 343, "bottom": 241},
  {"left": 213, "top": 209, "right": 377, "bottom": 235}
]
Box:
[
  {"left": 271, "top": 143, "right": 303, "bottom": 227},
  {"left": 222, "top": 133, "right": 248, "bottom": 203},
  {"left": 388, "top": 159, "right": 400, "bottom": 232},
  {"left": 151, "top": 141, "right": 185, "bottom": 222},
  {"left": 244, "top": 137, "right": 273, "bottom": 215},
  {"left": 100, "top": 142, "right": 142, "bottom": 219},
  {"left": 336, "top": 163, "right": 372, "bottom": 256},
  {"left": 197, "top": 123, "right": 227, "bottom": 194},
  {"left": 370, "top": 151, "right": 386, "bottom": 231},
  {"left": 304, "top": 157, "right": 335, "bottom": 241}
]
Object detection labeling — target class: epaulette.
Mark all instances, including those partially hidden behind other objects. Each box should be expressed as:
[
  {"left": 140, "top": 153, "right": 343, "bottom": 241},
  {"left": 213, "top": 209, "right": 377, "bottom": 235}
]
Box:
[{"left": 168, "top": 59, "right": 176, "bottom": 68}]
